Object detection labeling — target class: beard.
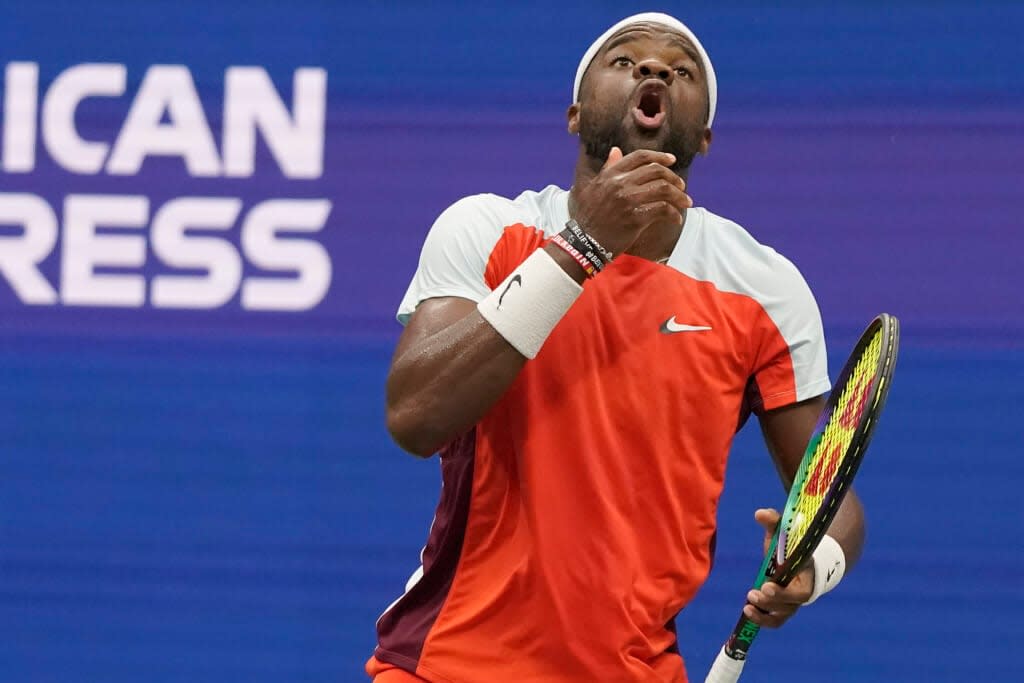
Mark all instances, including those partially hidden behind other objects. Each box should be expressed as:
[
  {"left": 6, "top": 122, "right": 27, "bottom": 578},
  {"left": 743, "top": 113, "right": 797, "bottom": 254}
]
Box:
[{"left": 578, "top": 103, "right": 704, "bottom": 175}]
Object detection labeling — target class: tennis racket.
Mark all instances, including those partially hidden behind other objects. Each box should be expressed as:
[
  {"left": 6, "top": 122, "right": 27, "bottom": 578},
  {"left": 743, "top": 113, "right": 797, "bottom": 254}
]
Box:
[{"left": 704, "top": 313, "right": 900, "bottom": 683}]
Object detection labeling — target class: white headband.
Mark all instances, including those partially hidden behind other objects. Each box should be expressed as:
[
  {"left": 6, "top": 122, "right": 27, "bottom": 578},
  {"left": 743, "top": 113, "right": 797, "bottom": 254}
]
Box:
[{"left": 572, "top": 12, "right": 717, "bottom": 127}]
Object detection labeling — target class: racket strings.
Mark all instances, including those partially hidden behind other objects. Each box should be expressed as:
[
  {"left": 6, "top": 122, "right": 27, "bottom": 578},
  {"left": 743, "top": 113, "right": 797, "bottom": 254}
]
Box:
[{"left": 784, "top": 331, "right": 883, "bottom": 557}]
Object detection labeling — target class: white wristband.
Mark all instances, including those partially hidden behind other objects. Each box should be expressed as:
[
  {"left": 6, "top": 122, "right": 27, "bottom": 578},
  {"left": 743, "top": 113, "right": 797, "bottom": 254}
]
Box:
[
  {"left": 805, "top": 534, "right": 846, "bottom": 604},
  {"left": 477, "top": 248, "right": 583, "bottom": 359}
]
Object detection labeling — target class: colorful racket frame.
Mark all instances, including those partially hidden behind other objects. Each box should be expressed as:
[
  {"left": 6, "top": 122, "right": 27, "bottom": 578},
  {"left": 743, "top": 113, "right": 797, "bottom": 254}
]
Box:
[{"left": 707, "top": 313, "right": 900, "bottom": 681}]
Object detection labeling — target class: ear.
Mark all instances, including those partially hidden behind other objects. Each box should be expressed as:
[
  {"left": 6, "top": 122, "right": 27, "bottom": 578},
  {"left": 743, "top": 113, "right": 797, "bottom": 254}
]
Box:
[
  {"left": 698, "top": 127, "right": 713, "bottom": 156},
  {"left": 566, "top": 103, "right": 581, "bottom": 135}
]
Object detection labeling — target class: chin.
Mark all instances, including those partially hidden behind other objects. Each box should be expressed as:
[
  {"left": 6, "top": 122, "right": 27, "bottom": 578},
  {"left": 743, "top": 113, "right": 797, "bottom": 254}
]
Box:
[{"left": 620, "top": 129, "right": 671, "bottom": 154}]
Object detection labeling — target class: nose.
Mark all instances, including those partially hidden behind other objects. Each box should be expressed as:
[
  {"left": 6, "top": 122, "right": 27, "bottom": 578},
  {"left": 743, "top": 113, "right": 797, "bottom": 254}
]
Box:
[{"left": 634, "top": 59, "right": 674, "bottom": 85}]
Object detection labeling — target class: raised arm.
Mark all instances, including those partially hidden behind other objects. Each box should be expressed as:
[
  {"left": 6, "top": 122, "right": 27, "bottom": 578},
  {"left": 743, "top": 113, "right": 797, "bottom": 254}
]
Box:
[
  {"left": 386, "top": 148, "right": 690, "bottom": 457},
  {"left": 385, "top": 294, "right": 538, "bottom": 458}
]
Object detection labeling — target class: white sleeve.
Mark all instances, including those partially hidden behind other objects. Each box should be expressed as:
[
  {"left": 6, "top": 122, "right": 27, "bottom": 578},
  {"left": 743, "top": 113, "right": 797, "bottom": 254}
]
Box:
[
  {"left": 778, "top": 266, "right": 830, "bottom": 402},
  {"left": 753, "top": 259, "right": 831, "bottom": 411},
  {"left": 397, "top": 195, "right": 505, "bottom": 325}
]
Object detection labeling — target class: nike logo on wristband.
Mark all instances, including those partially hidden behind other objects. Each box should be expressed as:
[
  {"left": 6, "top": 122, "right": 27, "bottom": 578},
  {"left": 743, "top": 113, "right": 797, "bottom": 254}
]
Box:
[
  {"left": 826, "top": 563, "right": 840, "bottom": 582},
  {"left": 497, "top": 275, "right": 522, "bottom": 309},
  {"left": 659, "top": 316, "right": 712, "bottom": 334}
]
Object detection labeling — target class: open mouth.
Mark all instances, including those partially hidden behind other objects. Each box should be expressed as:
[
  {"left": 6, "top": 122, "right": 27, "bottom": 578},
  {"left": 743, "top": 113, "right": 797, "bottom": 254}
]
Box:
[{"left": 633, "top": 84, "right": 666, "bottom": 129}]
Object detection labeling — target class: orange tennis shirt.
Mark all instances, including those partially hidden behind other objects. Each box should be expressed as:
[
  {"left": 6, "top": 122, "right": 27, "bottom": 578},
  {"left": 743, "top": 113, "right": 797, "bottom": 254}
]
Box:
[{"left": 372, "top": 186, "right": 830, "bottom": 683}]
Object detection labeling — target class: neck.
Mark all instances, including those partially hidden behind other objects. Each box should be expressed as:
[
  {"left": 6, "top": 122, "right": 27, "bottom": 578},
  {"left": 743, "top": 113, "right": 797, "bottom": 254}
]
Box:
[{"left": 567, "top": 151, "right": 688, "bottom": 263}]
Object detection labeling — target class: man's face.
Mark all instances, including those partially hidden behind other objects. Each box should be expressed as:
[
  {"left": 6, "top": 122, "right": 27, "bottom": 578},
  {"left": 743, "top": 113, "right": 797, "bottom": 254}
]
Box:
[{"left": 572, "top": 23, "right": 711, "bottom": 173}]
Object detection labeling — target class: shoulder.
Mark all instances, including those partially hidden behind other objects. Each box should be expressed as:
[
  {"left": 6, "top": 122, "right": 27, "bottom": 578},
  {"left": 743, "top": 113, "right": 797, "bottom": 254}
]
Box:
[
  {"left": 680, "top": 208, "right": 814, "bottom": 303},
  {"left": 422, "top": 186, "right": 568, "bottom": 273},
  {"left": 683, "top": 210, "right": 828, "bottom": 404},
  {"left": 397, "top": 186, "right": 568, "bottom": 323},
  {"left": 432, "top": 185, "right": 566, "bottom": 235},
  {"left": 439, "top": 191, "right": 521, "bottom": 219},
  {"left": 429, "top": 192, "right": 519, "bottom": 238}
]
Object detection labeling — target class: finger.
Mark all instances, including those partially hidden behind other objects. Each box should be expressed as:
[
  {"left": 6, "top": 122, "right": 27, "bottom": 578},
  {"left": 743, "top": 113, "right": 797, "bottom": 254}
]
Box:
[
  {"left": 626, "top": 180, "right": 691, "bottom": 210},
  {"left": 773, "top": 568, "right": 815, "bottom": 604},
  {"left": 744, "top": 590, "right": 800, "bottom": 628},
  {"left": 754, "top": 508, "right": 781, "bottom": 532},
  {"left": 633, "top": 200, "right": 685, "bottom": 226},
  {"left": 755, "top": 508, "right": 783, "bottom": 554},
  {"left": 613, "top": 149, "right": 677, "bottom": 172},
  {"left": 760, "top": 581, "right": 808, "bottom": 607},
  {"left": 634, "top": 198, "right": 690, "bottom": 224},
  {"left": 603, "top": 146, "right": 624, "bottom": 169},
  {"left": 621, "top": 162, "right": 686, "bottom": 189},
  {"left": 742, "top": 601, "right": 796, "bottom": 629},
  {"left": 626, "top": 179, "right": 689, "bottom": 206}
]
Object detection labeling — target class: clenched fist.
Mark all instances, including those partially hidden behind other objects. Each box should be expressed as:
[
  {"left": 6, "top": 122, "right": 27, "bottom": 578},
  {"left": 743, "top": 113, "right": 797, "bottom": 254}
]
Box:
[{"left": 572, "top": 146, "right": 692, "bottom": 257}]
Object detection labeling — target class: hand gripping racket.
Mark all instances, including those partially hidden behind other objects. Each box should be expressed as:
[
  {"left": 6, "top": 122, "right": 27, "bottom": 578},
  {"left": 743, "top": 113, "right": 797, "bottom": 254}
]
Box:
[{"left": 704, "top": 313, "right": 900, "bottom": 683}]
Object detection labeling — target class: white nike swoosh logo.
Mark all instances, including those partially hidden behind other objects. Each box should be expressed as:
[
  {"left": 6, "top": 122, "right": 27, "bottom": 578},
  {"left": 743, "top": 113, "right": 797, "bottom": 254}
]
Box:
[{"left": 660, "top": 316, "right": 712, "bottom": 334}]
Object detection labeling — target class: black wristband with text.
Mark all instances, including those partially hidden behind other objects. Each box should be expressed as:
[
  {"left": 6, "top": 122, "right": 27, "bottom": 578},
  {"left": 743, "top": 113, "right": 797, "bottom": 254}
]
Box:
[
  {"left": 557, "top": 222, "right": 606, "bottom": 274},
  {"left": 557, "top": 220, "right": 610, "bottom": 274},
  {"left": 565, "top": 219, "right": 614, "bottom": 265}
]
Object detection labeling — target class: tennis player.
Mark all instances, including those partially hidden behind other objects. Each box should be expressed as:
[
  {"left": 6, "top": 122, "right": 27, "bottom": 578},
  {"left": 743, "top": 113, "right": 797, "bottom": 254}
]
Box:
[{"left": 368, "top": 12, "right": 865, "bottom": 683}]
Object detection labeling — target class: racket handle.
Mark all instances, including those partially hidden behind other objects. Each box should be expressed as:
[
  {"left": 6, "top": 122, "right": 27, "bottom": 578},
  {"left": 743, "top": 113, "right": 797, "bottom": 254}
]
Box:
[{"left": 704, "top": 645, "right": 746, "bottom": 683}]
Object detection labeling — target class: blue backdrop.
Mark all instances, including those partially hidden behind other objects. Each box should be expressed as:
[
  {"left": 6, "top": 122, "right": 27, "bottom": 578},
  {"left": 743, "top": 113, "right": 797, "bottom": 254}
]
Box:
[{"left": 1, "top": 2, "right": 1022, "bottom": 682}]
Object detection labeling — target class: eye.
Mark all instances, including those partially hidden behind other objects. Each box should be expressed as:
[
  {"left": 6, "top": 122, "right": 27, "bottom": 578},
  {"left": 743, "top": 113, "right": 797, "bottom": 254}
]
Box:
[
  {"left": 612, "top": 55, "right": 634, "bottom": 67},
  {"left": 675, "top": 66, "right": 693, "bottom": 79}
]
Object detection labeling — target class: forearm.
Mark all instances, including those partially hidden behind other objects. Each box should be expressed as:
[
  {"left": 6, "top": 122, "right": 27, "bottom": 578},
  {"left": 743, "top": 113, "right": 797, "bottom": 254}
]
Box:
[
  {"left": 758, "top": 397, "right": 867, "bottom": 580},
  {"left": 825, "top": 488, "right": 865, "bottom": 569},
  {"left": 387, "top": 245, "right": 588, "bottom": 457},
  {"left": 386, "top": 310, "right": 527, "bottom": 456},
  {"left": 385, "top": 148, "right": 688, "bottom": 456}
]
